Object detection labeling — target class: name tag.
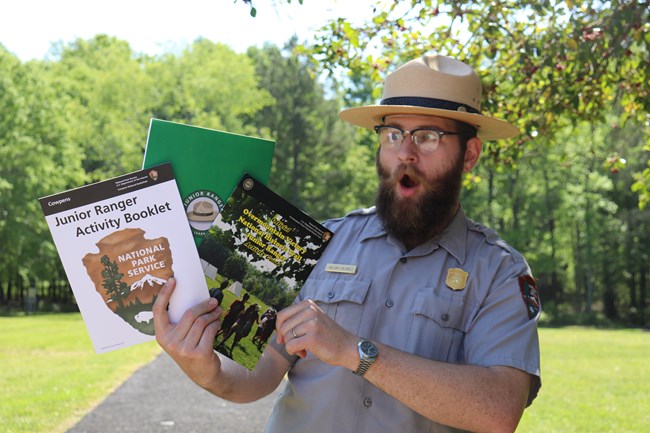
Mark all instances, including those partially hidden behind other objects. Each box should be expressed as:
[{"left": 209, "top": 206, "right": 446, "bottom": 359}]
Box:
[{"left": 326, "top": 263, "right": 357, "bottom": 274}]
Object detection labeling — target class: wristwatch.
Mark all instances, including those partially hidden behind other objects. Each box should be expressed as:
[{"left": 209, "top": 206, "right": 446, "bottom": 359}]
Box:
[{"left": 353, "top": 339, "right": 378, "bottom": 376}]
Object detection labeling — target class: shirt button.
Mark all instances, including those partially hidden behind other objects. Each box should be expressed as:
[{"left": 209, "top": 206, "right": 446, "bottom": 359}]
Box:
[
  {"left": 327, "top": 291, "right": 335, "bottom": 299},
  {"left": 385, "top": 299, "right": 394, "bottom": 308},
  {"left": 441, "top": 313, "right": 450, "bottom": 322},
  {"left": 363, "top": 397, "right": 373, "bottom": 407},
  {"left": 400, "top": 257, "right": 407, "bottom": 263}
]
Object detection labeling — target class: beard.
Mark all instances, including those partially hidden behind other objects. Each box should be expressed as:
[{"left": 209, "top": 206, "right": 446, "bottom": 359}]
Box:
[{"left": 375, "top": 153, "right": 464, "bottom": 248}]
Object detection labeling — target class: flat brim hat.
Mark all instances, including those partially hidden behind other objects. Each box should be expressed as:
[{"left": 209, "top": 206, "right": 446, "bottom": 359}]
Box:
[
  {"left": 339, "top": 54, "right": 520, "bottom": 140},
  {"left": 187, "top": 200, "right": 218, "bottom": 222}
]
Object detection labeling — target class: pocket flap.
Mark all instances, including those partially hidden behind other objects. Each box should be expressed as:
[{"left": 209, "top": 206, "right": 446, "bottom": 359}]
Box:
[
  {"left": 302, "top": 277, "right": 371, "bottom": 305},
  {"left": 410, "top": 289, "right": 470, "bottom": 332}
]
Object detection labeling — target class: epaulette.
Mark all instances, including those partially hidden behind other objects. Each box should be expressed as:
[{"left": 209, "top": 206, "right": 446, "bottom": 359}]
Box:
[
  {"left": 322, "top": 206, "right": 376, "bottom": 228},
  {"left": 345, "top": 206, "right": 376, "bottom": 217},
  {"left": 467, "top": 219, "right": 525, "bottom": 263}
]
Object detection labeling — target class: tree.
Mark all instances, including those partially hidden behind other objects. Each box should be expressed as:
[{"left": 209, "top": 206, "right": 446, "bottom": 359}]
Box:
[
  {"left": 46, "top": 35, "right": 156, "bottom": 180},
  {"left": 0, "top": 47, "right": 84, "bottom": 306},
  {"left": 246, "top": 42, "right": 376, "bottom": 220},
  {"left": 222, "top": 254, "right": 249, "bottom": 283},
  {"left": 198, "top": 229, "right": 234, "bottom": 271},
  {"left": 100, "top": 255, "right": 128, "bottom": 310},
  {"left": 147, "top": 39, "right": 274, "bottom": 135},
  {"left": 299, "top": 0, "right": 649, "bottom": 206}
]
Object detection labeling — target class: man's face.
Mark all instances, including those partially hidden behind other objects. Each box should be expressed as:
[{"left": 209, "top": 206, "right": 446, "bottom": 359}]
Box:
[{"left": 375, "top": 114, "right": 470, "bottom": 246}]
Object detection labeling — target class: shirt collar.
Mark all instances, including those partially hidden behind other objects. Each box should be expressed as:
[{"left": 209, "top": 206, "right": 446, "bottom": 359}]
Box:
[
  {"left": 435, "top": 206, "right": 468, "bottom": 264},
  {"left": 360, "top": 206, "right": 468, "bottom": 264}
]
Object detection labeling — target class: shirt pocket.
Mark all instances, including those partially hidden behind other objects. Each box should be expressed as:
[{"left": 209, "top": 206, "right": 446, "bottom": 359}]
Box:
[
  {"left": 407, "top": 288, "right": 473, "bottom": 363},
  {"left": 300, "top": 277, "right": 371, "bottom": 335}
]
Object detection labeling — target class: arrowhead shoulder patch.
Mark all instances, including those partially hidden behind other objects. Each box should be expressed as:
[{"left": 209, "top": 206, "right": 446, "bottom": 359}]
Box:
[{"left": 518, "top": 274, "right": 541, "bottom": 320}]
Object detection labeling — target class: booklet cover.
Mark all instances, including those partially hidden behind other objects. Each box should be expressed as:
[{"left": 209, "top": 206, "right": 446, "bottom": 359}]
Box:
[
  {"left": 198, "top": 173, "right": 334, "bottom": 370},
  {"left": 142, "top": 119, "right": 275, "bottom": 244},
  {"left": 39, "top": 163, "right": 209, "bottom": 354}
]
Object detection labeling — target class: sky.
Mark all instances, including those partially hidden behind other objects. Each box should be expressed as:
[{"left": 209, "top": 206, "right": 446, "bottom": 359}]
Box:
[{"left": 0, "top": 0, "right": 378, "bottom": 61}]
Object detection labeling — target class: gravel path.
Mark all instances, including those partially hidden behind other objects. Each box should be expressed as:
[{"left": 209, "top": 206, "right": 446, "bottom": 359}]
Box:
[{"left": 66, "top": 352, "right": 280, "bottom": 433}]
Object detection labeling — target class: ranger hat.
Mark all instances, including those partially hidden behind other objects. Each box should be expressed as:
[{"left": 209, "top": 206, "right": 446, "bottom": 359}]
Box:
[{"left": 339, "top": 54, "right": 520, "bottom": 140}]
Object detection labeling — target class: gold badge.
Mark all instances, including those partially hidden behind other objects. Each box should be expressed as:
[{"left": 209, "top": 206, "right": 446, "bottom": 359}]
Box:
[{"left": 446, "top": 268, "right": 468, "bottom": 291}]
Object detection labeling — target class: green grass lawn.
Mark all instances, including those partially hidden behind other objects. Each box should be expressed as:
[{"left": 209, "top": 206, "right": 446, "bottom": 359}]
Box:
[
  {"left": 518, "top": 327, "right": 650, "bottom": 432},
  {"left": 0, "top": 313, "right": 161, "bottom": 433},
  {"left": 1, "top": 314, "right": 648, "bottom": 433}
]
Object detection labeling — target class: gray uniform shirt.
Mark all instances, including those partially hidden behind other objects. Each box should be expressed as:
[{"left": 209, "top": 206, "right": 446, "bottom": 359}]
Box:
[{"left": 266, "top": 207, "right": 541, "bottom": 433}]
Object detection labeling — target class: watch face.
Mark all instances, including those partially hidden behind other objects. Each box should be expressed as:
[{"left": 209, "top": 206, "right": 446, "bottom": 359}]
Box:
[{"left": 361, "top": 340, "right": 378, "bottom": 357}]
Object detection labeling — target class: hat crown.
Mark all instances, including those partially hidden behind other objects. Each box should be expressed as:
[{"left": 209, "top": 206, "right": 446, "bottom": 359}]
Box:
[
  {"left": 383, "top": 54, "right": 482, "bottom": 112},
  {"left": 193, "top": 201, "right": 214, "bottom": 213},
  {"left": 338, "top": 53, "right": 520, "bottom": 140}
]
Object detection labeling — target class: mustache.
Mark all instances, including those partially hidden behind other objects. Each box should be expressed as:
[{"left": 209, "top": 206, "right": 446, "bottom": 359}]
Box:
[{"left": 379, "top": 163, "right": 426, "bottom": 185}]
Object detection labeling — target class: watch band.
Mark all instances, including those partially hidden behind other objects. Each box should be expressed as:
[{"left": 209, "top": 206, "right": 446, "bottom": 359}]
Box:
[
  {"left": 353, "top": 339, "right": 378, "bottom": 376},
  {"left": 353, "top": 358, "right": 374, "bottom": 376}
]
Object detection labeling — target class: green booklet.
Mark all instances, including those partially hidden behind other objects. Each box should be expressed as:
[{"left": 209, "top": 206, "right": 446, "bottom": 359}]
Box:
[
  {"left": 198, "top": 173, "right": 334, "bottom": 370},
  {"left": 142, "top": 119, "right": 275, "bottom": 244}
]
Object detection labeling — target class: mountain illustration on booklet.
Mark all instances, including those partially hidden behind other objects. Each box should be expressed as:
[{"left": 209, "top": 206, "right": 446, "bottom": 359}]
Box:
[
  {"left": 198, "top": 173, "right": 333, "bottom": 370},
  {"left": 82, "top": 228, "right": 172, "bottom": 336}
]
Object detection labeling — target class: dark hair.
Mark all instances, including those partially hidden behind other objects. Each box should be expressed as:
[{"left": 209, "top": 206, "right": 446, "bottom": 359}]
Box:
[{"left": 454, "top": 120, "right": 477, "bottom": 141}]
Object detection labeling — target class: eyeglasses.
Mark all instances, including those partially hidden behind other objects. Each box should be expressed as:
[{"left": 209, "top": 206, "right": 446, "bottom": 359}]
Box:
[{"left": 374, "top": 125, "right": 461, "bottom": 153}]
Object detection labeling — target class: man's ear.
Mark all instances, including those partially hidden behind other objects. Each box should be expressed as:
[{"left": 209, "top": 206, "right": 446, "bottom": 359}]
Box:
[{"left": 463, "top": 137, "right": 482, "bottom": 173}]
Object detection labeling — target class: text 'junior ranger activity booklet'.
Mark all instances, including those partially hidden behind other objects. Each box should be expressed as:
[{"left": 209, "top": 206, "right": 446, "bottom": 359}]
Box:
[
  {"left": 198, "top": 173, "right": 333, "bottom": 369},
  {"left": 39, "top": 163, "right": 209, "bottom": 353}
]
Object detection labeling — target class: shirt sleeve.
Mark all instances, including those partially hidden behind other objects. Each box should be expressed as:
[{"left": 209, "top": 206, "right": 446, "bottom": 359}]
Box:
[
  {"left": 464, "top": 261, "right": 542, "bottom": 406},
  {"left": 267, "top": 332, "right": 300, "bottom": 365}
]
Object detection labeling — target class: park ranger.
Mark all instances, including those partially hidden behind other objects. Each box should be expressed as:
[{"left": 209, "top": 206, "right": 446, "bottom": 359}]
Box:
[{"left": 154, "top": 53, "right": 542, "bottom": 433}]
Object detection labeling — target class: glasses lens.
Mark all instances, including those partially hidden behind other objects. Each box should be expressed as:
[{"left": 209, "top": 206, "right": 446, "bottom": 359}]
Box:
[
  {"left": 412, "top": 130, "right": 440, "bottom": 151},
  {"left": 378, "top": 127, "right": 403, "bottom": 149}
]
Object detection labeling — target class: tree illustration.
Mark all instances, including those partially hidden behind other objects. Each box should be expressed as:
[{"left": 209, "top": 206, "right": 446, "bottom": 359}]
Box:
[{"left": 100, "top": 254, "right": 129, "bottom": 309}]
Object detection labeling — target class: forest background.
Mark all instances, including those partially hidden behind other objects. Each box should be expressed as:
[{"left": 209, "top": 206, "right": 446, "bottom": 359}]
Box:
[{"left": 1, "top": 0, "right": 648, "bottom": 327}]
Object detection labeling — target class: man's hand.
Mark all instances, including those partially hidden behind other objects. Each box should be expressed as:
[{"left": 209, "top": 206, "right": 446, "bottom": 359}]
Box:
[
  {"left": 275, "top": 299, "right": 359, "bottom": 370},
  {"left": 153, "top": 277, "right": 223, "bottom": 390}
]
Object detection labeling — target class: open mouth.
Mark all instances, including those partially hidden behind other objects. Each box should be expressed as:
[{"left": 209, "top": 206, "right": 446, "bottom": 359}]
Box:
[{"left": 399, "top": 174, "right": 418, "bottom": 189}]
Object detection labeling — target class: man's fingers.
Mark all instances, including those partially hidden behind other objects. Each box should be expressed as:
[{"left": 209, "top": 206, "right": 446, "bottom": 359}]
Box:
[
  {"left": 275, "top": 300, "right": 312, "bottom": 343},
  {"left": 153, "top": 277, "right": 176, "bottom": 335},
  {"left": 198, "top": 319, "right": 221, "bottom": 350},
  {"left": 182, "top": 302, "right": 221, "bottom": 346}
]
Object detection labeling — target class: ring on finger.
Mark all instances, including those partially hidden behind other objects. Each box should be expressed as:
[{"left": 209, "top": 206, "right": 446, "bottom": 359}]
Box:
[{"left": 292, "top": 328, "right": 298, "bottom": 338}]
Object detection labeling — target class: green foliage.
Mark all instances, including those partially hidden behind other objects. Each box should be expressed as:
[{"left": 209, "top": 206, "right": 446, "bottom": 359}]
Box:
[
  {"left": 243, "top": 270, "right": 294, "bottom": 309},
  {"left": 198, "top": 229, "right": 233, "bottom": 270},
  {"left": 100, "top": 255, "right": 128, "bottom": 309},
  {"left": 47, "top": 35, "right": 156, "bottom": 180},
  {"left": 0, "top": 47, "right": 84, "bottom": 289},
  {"left": 470, "top": 113, "right": 649, "bottom": 322},
  {"left": 292, "top": 0, "right": 649, "bottom": 324},
  {"left": 0, "top": 14, "right": 647, "bottom": 325},
  {"left": 222, "top": 254, "right": 249, "bottom": 282},
  {"left": 246, "top": 43, "right": 376, "bottom": 220},
  {"left": 147, "top": 39, "right": 274, "bottom": 134},
  {"left": 303, "top": 0, "right": 650, "bottom": 201}
]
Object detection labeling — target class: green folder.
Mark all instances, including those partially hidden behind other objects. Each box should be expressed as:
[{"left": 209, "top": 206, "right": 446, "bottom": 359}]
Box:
[{"left": 142, "top": 119, "right": 275, "bottom": 244}]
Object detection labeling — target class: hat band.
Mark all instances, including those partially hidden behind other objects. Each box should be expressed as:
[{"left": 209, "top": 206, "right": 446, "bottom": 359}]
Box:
[{"left": 380, "top": 97, "right": 481, "bottom": 115}]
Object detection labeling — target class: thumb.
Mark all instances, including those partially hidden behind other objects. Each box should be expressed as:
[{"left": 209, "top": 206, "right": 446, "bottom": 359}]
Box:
[{"left": 153, "top": 276, "right": 176, "bottom": 334}]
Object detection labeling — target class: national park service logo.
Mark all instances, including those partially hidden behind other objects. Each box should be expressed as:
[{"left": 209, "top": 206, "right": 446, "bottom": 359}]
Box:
[
  {"left": 82, "top": 228, "right": 173, "bottom": 335},
  {"left": 518, "top": 274, "right": 541, "bottom": 320},
  {"left": 446, "top": 268, "right": 468, "bottom": 291}
]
